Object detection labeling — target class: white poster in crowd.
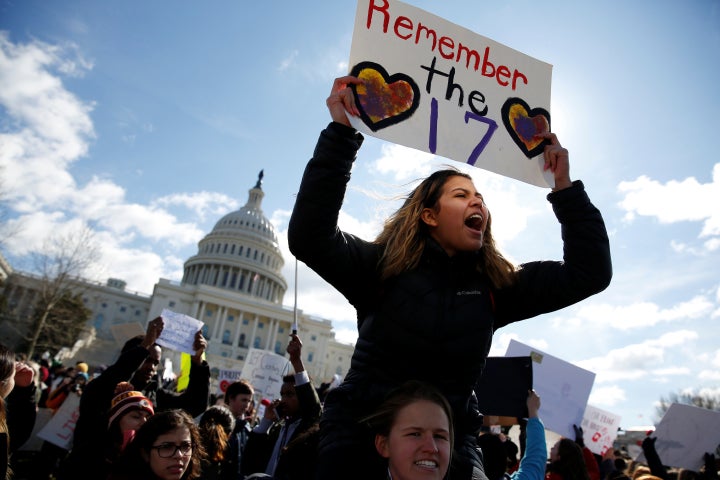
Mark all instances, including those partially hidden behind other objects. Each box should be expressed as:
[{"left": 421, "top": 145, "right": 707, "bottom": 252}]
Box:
[
  {"left": 636, "top": 403, "right": 720, "bottom": 471},
  {"left": 158, "top": 309, "right": 204, "bottom": 354},
  {"left": 581, "top": 404, "right": 621, "bottom": 456},
  {"left": 240, "top": 348, "right": 291, "bottom": 402},
  {"left": 217, "top": 368, "right": 245, "bottom": 396},
  {"left": 506, "top": 339, "right": 595, "bottom": 439},
  {"left": 36, "top": 392, "right": 81, "bottom": 450},
  {"left": 348, "top": 0, "right": 554, "bottom": 187}
]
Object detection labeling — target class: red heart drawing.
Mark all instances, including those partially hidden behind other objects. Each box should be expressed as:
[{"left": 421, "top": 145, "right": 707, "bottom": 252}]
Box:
[
  {"left": 350, "top": 61, "right": 420, "bottom": 132},
  {"left": 501, "top": 97, "right": 551, "bottom": 158}
]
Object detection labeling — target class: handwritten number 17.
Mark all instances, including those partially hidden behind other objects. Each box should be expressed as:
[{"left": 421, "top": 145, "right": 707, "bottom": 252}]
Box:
[{"left": 428, "top": 97, "right": 498, "bottom": 166}]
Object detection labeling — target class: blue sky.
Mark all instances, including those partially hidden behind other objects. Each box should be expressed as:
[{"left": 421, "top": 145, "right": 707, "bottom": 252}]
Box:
[{"left": 1, "top": 0, "right": 719, "bottom": 430}]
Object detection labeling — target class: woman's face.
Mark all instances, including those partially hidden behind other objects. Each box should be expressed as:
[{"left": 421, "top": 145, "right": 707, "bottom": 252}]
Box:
[
  {"left": 421, "top": 176, "right": 489, "bottom": 257},
  {"left": 147, "top": 426, "right": 192, "bottom": 480},
  {"left": 375, "top": 400, "right": 451, "bottom": 480},
  {"left": 118, "top": 408, "right": 152, "bottom": 433}
]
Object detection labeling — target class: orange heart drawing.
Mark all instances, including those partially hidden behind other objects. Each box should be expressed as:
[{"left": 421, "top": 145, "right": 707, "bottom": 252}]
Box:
[
  {"left": 501, "top": 98, "right": 551, "bottom": 158},
  {"left": 350, "top": 61, "right": 420, "bottom": 132}
]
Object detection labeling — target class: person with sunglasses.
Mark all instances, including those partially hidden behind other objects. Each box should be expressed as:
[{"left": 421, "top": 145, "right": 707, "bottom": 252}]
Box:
[{"left": 108, "top": 409, "right": 206, "bottom": 480}]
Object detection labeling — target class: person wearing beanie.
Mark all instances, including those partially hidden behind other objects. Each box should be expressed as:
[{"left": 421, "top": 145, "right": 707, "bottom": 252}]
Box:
[
  {"left": 105, "top": 382, "right": 155, "bottom": 476},
  {"left": 75, "top": 362, "right": 89, "bottom": 374},
  {"left": 57, "top": 317, "right": 210, "bottom": 480}
]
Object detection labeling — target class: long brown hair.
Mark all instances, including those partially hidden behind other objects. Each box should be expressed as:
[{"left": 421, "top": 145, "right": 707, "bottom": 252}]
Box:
[
  {"left": 374, "top": 168, "right": 516, "bottom": 288},
  {"left": 549, "top": 438, "right": 591, "bottom": 480},
  {"left": 1, "top": 344, "right": 15, "bottom": 480}
]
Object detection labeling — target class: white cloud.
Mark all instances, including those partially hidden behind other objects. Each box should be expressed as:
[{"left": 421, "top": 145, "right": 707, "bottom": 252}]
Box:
[
  {"left": 154, "top": 191, "right": 240, "bottom": 222},
  {"left": 0, "top": 34, "right": 237, "bottom": 292},
  {"left": 698, "top": 349, "right": 720, "bottom": 380},
  {"left": 369, "top": 143, "right": 436, "bottom": 182},
  {"left": 278, "top": 50, "right": 299, "bottom": 71},
  {"left": 558, "top": 295, "right": 714, "bottom": 331},
  {"left": 617, "top": 164, "right": 720, "bottom": 247},
  {"left": 578, "top": 330, "right": 698, "bottom": 383},
  {"left": 589, "top": 385, "right": 627, "bottom": 407}
]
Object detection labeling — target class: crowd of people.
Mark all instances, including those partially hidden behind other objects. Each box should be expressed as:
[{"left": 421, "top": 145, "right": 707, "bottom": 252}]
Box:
[
  {"left": 0, "top": 74, "right": 716, "bottom": 480},
  {"left": 2, "top": 335, "right": 718, "bottom": 480}
]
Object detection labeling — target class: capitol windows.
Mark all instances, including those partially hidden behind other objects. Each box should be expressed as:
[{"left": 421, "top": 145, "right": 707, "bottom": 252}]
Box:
[
  {"left": 253, "top": 336, "right": 261, "bottom": 348},
  {"left": 238, "top": 246, "right": 244, "bottom": 256},
  {"left": 222, "top": 330, "right": 231, "bottom": 345}
]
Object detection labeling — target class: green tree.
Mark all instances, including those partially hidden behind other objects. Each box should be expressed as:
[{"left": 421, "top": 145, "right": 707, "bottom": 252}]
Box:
[{"left": 655, "top": 388, "right": 720, "bottom": 421}]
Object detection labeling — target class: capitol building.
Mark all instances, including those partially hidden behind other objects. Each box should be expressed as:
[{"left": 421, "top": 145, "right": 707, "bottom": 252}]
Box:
[{"left": 0, "top": 172, "right": 354, "bottom": 389}]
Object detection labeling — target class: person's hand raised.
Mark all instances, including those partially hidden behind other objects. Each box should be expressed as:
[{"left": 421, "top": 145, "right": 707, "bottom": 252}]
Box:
[
  {"left": 192, "top": 330, "right": 208, "bottom": 364},
  {"left": 326, "top": 76, "right": 363, "bottom": 126},
  {"left": 536, "top": 132, "right": 572, "bottom": 191},
  {"left": 14, "top": 362, "right": 35, "bottom": 388}
]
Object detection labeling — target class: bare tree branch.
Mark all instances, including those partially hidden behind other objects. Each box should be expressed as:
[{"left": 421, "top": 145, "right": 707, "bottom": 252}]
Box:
[{"left": 23, "top": 226, "right": 101, "bottom": 358}]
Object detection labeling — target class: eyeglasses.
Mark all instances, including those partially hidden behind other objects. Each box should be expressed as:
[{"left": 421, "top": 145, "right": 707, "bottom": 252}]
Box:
[{"left": 151, "top": 442, "right": 193, "bottom": 458}]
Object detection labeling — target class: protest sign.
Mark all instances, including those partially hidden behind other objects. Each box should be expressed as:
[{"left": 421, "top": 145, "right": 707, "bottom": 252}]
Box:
[
  {"left": 581, "top": 404, "right": 621, "bottom": 456},
  {"left": 475, "top": 356, "right": 532, "bottom": 420},
  {"left": 36, "top": 392, "right": 81, "bottom": 450},
  {"left": 348, "top": 0, "right": 554, "bottom": 187},
  {"left": 505, "top": 339, "right": 595, "bottom": 438},
  {"left": 158, "top": 309, "right": 204, "bottom": 354},
  {"left": 240, "top": 348, "right": 291, "bottom": 402},
  {"left": 217, "top": 368, "right": 245, "bottom": 396},
  {"left": 636, "top": 403, "right": 720, "bottom": 471}
]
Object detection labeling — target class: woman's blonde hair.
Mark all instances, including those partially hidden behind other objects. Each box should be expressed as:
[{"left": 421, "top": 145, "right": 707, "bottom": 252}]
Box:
[{"left": 374, "top": 168, "right": 516, "bottom": 288}]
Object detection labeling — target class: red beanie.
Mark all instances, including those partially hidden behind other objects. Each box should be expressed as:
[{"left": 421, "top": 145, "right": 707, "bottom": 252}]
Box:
[{"left": 108, "top": 382, "right": 154, "bottom": 428}]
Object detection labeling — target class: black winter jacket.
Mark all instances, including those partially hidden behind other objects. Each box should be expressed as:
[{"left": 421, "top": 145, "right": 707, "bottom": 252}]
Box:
[{"left": 288, "top": 122, "right": 612, "bottom": 479}]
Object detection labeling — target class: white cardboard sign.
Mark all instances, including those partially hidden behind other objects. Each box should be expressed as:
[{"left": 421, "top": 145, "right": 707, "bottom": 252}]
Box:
[
  {"left": 581, "top": 404, "right": 622, "bottom": 456},
  {"left": 240, "top": 348, "right": 291, "bottom": 402},
  {"left": 505, "top": 339, "right": 595, "bottom": 438},
  {"left": 636, "top": 403, "right": 720, "bottom": 471},
  {"left": 36, "top": 392, "right": 81, "bottom": 450},
  {"left": 348, "top": 0, "right": 554, "bottom": 187},
  {"left": 158, "top": 309, "right": 204, "bottom": 354}
]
